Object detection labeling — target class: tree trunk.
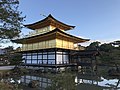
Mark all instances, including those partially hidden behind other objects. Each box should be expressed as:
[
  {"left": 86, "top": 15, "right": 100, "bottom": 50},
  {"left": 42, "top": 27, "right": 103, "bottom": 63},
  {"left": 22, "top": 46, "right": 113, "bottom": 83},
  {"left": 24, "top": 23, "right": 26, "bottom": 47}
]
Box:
[{"left": 115, "top": 63, "right": 119, "bottom": 72}]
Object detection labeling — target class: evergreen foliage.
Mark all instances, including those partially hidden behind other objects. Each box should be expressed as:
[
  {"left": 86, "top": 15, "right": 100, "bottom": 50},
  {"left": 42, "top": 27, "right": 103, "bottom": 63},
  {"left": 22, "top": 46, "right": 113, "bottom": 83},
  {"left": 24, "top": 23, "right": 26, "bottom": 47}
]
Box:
[
  {"left": 87, "top": 40, "right": 120, "bottom": 69},
  {"left": 0, "top": 0, "right": 25, "bottom": 40},
  {"left": 46, "top": 73, "right": 76, "bottom": 90}
]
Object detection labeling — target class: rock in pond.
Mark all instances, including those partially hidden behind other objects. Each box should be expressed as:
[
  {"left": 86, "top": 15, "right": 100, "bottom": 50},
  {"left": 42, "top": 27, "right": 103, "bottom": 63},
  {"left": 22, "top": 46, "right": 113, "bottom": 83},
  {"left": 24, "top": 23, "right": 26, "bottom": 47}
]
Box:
[{"left": 28, "top": 80, "right": 39, "bottom": 88}]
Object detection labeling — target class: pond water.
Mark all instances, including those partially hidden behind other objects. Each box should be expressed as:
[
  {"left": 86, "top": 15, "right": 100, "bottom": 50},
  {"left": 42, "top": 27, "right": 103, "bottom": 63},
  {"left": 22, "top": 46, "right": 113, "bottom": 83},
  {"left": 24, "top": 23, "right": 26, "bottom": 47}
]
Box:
[
  {"left": 76, "top": 74, "right": 120, "bottom": 90},
  {"left": 1, "top": 69, "right": 120, "bottom": 90}
]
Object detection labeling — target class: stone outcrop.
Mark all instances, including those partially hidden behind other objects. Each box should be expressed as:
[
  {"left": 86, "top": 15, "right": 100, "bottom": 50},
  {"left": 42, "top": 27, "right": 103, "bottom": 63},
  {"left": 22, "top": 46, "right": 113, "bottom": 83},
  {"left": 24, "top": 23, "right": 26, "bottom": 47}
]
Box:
[{"left": 28, "top": 80, "right": 39, "bottom": 88}]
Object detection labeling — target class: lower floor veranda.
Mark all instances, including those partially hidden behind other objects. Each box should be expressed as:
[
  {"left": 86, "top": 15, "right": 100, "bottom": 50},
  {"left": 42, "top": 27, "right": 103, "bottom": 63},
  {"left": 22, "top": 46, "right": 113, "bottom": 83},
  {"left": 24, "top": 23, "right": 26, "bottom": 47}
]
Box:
[
  {"left": 22, "top": 48, "right": 71, "bottom": 65},
  {"left": 21, "top": 48, "right": 99, "bottom": 69}
]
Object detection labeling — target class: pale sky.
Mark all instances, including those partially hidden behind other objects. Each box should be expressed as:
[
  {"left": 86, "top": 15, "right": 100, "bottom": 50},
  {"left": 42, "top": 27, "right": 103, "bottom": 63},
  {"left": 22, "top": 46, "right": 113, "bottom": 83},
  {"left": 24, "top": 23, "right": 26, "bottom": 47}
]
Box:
[{"left": 2, "top": 0, "right": 120, "bottom": 48}]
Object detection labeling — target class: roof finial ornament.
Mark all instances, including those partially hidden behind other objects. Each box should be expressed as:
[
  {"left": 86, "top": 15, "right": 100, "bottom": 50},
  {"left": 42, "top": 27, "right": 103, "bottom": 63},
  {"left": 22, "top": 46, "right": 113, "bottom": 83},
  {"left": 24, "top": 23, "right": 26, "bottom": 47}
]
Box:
[{"left": 40, "top": 14, "right": 47, "bottom": 17}]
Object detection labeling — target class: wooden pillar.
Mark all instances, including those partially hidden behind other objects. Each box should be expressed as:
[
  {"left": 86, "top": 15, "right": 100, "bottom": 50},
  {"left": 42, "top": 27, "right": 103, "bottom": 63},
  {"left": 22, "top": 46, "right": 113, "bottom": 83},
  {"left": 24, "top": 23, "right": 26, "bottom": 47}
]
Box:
[
  {"left": 31, "top": 52, "right": 32, "bottom": 64},
  {"left": 42, "top": 50, "right": 43, "bottom": 64},
  {"left": 47, "top": 50, "right": 48, "bottom": 64},
  {"left": 55, "top": 48, "right": 57, "bottom": 65},
  {"left": 37, "top": 51, "right": 38, "bottom": 64}
]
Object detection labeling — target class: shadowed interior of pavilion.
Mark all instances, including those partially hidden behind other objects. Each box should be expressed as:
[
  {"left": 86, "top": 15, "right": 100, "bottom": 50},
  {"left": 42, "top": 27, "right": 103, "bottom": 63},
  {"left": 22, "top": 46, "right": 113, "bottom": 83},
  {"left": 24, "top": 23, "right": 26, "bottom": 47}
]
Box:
[{"left": 21, "top": 49, "right": 99, "bottom": 71}]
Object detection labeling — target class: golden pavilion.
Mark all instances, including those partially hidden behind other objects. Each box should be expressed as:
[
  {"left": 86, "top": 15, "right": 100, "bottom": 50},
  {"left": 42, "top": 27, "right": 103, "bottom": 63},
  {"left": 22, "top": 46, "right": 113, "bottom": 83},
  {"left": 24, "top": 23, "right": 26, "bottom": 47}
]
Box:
[{"left": 13, "top": 14, "right": 89, "bottom": 69}]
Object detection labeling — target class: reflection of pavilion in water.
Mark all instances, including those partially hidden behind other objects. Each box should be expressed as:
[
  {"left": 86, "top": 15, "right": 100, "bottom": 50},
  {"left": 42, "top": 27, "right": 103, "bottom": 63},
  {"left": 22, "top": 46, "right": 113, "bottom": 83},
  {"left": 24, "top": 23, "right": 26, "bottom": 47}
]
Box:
[
  {"left": 21, "top": 75, "right": 51, "bottom": 90},
  {"left": 20, "top": 74, "right": 120, "bottom": 90}
]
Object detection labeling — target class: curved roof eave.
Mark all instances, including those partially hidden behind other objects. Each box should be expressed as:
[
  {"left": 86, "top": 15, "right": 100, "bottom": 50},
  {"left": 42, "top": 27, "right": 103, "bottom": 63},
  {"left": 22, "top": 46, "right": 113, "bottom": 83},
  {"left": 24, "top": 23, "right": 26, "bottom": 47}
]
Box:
[
  {"left": 12, "top": 28, "right": 90, "bottom": 44},
  {"left": 24, "top": 14, "right": 75, "bottom": 30}
]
